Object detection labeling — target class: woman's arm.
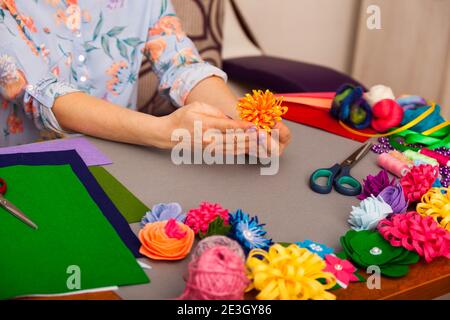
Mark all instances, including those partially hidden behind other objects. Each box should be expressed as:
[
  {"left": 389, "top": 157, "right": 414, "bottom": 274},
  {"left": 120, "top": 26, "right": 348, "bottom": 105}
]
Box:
[{"left": 53, "top": 91, "right": 253, "bottom": 149}]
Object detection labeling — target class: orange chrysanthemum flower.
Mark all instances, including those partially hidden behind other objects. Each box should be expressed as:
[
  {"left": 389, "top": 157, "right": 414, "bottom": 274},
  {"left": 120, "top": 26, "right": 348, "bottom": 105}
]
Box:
[{"left": 237, "top": 90, "right": 288, "bottom": 132}]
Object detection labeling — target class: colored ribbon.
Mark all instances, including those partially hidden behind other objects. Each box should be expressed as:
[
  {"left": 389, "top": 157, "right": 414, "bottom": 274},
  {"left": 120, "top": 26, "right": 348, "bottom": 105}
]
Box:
[{"left": 246, "top": 244, "right": 336, "bottom": 300}]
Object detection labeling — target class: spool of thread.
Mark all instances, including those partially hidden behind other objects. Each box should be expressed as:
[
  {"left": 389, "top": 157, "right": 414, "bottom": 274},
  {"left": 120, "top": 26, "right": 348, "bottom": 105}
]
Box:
[
  {"left": 403, "top": 150, "right": 439, "bottom": 167},
  {"left": 419, "top": 148, "right": 450, "bottom": 167},
  {"left": 377, "top": 153, "right": 411, "bottom": 177},
  {"left": 389, "top": 150, "right": 413, "bottom": 166}
]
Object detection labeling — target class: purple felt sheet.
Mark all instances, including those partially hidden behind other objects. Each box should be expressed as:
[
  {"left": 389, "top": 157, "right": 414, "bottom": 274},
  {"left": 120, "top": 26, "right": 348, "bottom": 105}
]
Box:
[{"left": 0, "top": 137, "right": 112, "bottom": 167}]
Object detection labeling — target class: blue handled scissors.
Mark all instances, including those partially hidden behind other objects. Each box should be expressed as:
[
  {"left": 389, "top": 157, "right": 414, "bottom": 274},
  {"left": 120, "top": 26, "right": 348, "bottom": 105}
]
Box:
[{"left": 309, "top": 143, "right": 372, "bottom": 196}]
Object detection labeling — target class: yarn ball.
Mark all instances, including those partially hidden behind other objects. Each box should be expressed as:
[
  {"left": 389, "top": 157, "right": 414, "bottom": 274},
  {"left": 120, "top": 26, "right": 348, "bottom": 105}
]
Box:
[
  {"left": 400, "top": 164, "right": 438, "bottom": 203},
  {"left": 378, "top": 212, "right": 450, "bottom": 263},
  {"left": 378, "top": 184, "right": 409, "bottom": 214},
  {"left": 190, "top": 235, "right": 246, "bottom": 262},
  {"left": 401, "top": 104, "right": 445, "bottom": 132},
  {"left": 138, "top": 219, "right": 194, "bottom": 260},
  {"left": 371, "top": 99, "right": 404, "bottom": 133},
  {"left": 417, "top": 188, "right": 450, "bottom": 231},
  {"left": 330, "top": 84, "right": 372, "bottom": 130},
  {"left": 246, "top": 244, "right": 337, "bottom": 300},
  {"left": 185, "top": 202, "right": 229, "bottom": 235},
  {"left": 178, "top": 245, "right": 249, "bottom": 300},
  {"left": 237, "top": 89, "right": 288, "bottom": 132},
  {"left": 363, "top": 84, "right": 396, "bottom": 106},
  {"left": 228, "top": 209, "right": 273, "bottom": 254},
  {"left": 141, "top": 202, "right": 186, "bottom": 226},
  {"left": 349, "top": 195, "right": 393, "bottom": 231},
  {"left": 358, "top": 170, "right": 396, "bottom": 200}
]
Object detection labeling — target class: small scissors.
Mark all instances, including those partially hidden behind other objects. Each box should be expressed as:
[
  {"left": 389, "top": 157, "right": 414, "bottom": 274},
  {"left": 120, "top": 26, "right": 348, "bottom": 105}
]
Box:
[
  {"left": 0, "top": 177, "right": 38, "bottom": 229},
  {"left": 309, "top": 143, "right": 372, "bottom": 196}
]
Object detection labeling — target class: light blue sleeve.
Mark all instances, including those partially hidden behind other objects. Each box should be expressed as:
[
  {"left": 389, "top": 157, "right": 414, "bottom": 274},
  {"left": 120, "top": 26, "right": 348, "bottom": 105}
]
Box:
[
  {"left": 143, "top": 0, "right": 227, "bottom": 107},
  {"left": 0, "top": 9, "right": 79, "bottom": 134}
]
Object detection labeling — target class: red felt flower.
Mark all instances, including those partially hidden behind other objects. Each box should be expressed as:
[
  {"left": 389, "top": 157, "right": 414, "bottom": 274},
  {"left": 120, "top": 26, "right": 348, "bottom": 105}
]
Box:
[
  {"left": 400, "top": 165, "right": 438, "bottom": 202},
  {"left": 324, "top": 255, "right": 359, "bottom": 288},
  {"left": 185, "top": 202, "right": 229, "bottom": 234},
  {"left": 378, "top": 212, "right": 450, "bottom": 263}
]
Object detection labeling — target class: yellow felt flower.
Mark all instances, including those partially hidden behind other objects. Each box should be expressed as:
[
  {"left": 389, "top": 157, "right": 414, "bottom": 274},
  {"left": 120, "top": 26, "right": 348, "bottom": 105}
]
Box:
[
  {"left": 417, "top": 188, "right": 450, "bottom": 231},
  {"left": 237, "top": 90, "right": 288, "bottom": 132},
  {"left": 246, "top": 244, "right": 336, "bottom": 300}
]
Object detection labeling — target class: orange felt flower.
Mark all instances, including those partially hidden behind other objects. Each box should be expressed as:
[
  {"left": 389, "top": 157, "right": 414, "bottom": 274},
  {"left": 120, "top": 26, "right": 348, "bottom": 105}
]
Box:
[
  {"left": 139, "top": 220, "right": 194, "bottom": 261},
  {"left": 237, "top": 90, "right": 288, "bottom": 132}
]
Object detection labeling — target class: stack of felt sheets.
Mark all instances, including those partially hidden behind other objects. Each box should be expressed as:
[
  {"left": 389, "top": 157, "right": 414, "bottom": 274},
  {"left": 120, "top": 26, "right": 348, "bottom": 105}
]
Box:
[{"left": 0, "top": 138, "right": 150, "bottom": 299}]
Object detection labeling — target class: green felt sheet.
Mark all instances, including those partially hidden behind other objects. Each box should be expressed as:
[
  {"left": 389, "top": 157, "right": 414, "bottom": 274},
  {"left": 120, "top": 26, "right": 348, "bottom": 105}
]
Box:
[
  {"left": 0, "top": 165, "right": 149, "bottom": 299},
  {"left": 89, "top": 166, "right": 149, "bottom": 223}
]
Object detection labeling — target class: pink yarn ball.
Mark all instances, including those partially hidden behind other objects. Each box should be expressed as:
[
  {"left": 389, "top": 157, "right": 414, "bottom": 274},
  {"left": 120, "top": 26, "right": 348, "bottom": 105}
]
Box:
[
  {"left": 191, "top": 235, "right": 246, "bottom": 262},
  {"left": 178, "top": 245, "right": 249, "bottom": 300},
  {"left": 371, "top": 99, "right": 404, "bottom": 133},
  {"left": 185, "top": 202, "right": 229, "bottom": 234}
]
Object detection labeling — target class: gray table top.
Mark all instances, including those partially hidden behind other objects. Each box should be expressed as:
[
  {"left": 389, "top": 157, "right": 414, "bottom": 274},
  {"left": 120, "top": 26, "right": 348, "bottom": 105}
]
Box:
[{"left": 88, "top": 120, "right": 380, "bottom": 300}]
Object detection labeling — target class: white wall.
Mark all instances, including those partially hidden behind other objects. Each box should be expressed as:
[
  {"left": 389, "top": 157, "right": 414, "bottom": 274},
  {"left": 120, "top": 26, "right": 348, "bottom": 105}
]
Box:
[{"left": 229, "top": 0, "right": 360, "bottom": 73}]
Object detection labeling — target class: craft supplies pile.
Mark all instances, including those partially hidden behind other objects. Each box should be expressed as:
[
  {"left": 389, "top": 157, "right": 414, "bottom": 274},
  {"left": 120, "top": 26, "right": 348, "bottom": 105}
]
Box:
[{"left": 134, "top": 85, "right": 450, "bottom": 301}]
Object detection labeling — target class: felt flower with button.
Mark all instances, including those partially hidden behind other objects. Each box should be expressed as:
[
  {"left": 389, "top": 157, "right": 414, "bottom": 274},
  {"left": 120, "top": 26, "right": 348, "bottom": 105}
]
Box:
[
  {"left": 340, "top": 230, "right": 419, "bottom": 277},
  {"left": 358, "top": 170, "right": 396, "bottom": 200},
  {"left": 349, "top": 195, "right": 393, "bottom": 231},
  {"left": 378, "top": 212, "right": 450, "bottom": 263},
  {"left": 324, "top": 255, "right": 359, "bottom": 289},
  {"left": 141, "top": 202, "right": 186, "bottom": 226},
  {"left": 378, "top": 184, "right": 409, "bottom": 214},
  {"left": 295, "top": 240, "right": 333, "bottom": 259},
  {"left": 228, "top": 209, "right": 273, "bottom": 254}
]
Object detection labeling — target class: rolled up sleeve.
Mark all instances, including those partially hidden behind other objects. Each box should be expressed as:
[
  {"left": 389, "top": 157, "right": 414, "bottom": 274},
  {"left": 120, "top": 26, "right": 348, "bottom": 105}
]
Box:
[
  {"left": 143, "top": 0, "right": 227, "bottom": 107},
  {"left": 0, "top": 13, "right": 79, "bottom": 134}
]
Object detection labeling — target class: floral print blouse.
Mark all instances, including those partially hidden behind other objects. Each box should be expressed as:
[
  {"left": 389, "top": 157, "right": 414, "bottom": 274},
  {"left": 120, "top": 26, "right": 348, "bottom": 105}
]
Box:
[{"left": 0, "top": 0, "right": 226, "bottom": 146}]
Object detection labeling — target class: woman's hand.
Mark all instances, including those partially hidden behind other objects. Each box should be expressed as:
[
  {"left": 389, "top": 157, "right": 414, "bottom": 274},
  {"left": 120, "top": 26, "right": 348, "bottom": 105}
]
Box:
[{"left": 159, "top": 102, "right": 255, "bottom": 150}]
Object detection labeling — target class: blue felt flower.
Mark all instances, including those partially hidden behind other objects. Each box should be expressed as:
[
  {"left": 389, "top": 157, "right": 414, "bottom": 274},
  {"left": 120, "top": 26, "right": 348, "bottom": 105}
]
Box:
[
  {"left": 295, "top": 240, "right": 334, "bottom": 259},
  {"left": 228, "top": 209, "right": 273, "bottom": 254},
  {"left": 141, "top": 202, "right": 186, "bottom": 226}
]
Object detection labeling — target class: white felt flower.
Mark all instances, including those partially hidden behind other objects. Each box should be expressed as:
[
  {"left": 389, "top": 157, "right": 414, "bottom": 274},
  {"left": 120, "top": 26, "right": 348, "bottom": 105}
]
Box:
[{"left": 349, "top": 195, "right": 393, "bottom": 231}]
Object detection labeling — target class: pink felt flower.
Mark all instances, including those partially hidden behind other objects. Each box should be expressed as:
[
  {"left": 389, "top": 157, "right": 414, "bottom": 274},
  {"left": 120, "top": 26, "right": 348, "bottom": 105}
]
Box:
[
  {"left": 185, "top": 202, "right": 229, "bottom": 234},
  {"left": 378, "top": 212, "right": 450, "bottom": 263},
  {"left": 400, "top": 165, "right": 438, "bottom": 202},
  {"left": 324, "top": 255, "right": 359, "bottom": 288}
]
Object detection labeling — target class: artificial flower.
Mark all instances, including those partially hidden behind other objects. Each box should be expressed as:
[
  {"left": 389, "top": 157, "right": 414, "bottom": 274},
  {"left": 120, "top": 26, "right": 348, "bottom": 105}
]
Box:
[
  {"left": 417, "top": 188, "right": 450, "bottom": 231},
  {"left": 138, "top": 219, "right": 194, "bottom": 261},
  {"left": 185, "top": 202, "right": 229, "bottom": 235},
  {"left": 228, "top": 209, "right": 272, "bottom": 254},
  {"left": 378, "top": 184, "right": 409, "bottom": 214},
  {"left": 378, "top": 212, "right": 450, "bottom": 263},
  {"left": 246, "top": 244, "right": 336, "bottom": 300},
  {"left": 141, "top": 202, "right": 185, "bottom": 225},
  {"left": 340, "top": 230, "right": 419, "bottom": 277},
  {"left": 237, "top": 90, "right": 288, "bottom": 132},
  {"left": 358, "top": 170, "right": 396, "bottom": 200},
  {"left": 400, "top": 164, "right": 438, "bottom": 202},
  {"left": 295, "top": 240, "right": 333, "bottom": 259},
  {"left": 324, "top": 254, "right": 359, "bottom": 289},
  {"left": 349, "top": 195, "right": 393, "bottom": 231}
]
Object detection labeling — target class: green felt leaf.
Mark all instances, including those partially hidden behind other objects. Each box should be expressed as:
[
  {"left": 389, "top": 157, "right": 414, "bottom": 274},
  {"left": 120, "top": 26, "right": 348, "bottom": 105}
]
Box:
[
  {"left": 198, "top": 216, "right": 231, "bottom": 239},
  {"left": 392, "top": 249, "right": 420, "bottom": 265},
  {"left": 355, "top": 272, "right": 366, "bottom": 283},
  {"left": 349, "top": 231, "right": 404, "bottom": 266},
  {"left": 89, "top": 166, "right": 149, "bottom": 223},
  {"left": 0, "top": 165, "right": 149, "bottom": 299},
  {"left": 380, "top": 264, "right": 410, "bottom": 278}
]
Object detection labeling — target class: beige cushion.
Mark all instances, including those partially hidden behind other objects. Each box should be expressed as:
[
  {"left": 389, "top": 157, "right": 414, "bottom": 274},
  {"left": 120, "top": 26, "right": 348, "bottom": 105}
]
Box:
[{"left": 137, "top": 0, "right": 224, "bottom": 116}]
